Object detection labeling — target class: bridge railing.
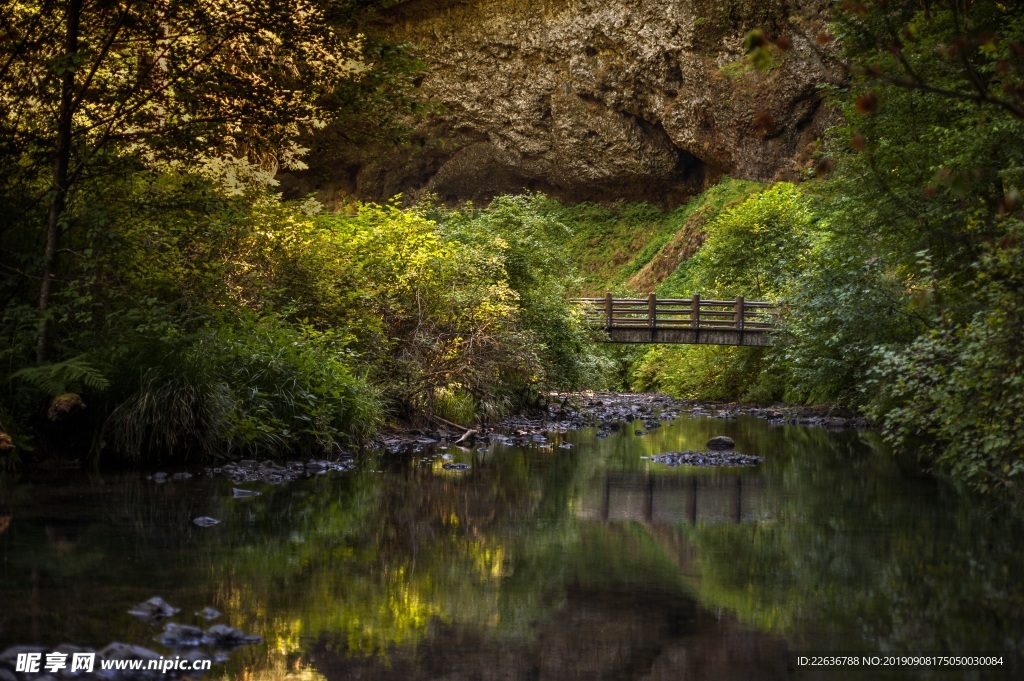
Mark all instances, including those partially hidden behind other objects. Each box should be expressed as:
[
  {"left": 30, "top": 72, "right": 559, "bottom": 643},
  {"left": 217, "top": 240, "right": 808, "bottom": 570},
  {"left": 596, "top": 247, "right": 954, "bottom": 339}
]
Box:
[{"left": 576, "top": 293, "right": 778, "bottom": 333}]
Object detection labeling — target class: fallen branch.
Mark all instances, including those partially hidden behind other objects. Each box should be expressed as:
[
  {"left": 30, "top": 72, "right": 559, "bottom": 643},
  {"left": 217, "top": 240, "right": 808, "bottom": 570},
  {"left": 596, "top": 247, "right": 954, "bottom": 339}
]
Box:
[
  {"left": 428, "top": 414, "right": 473, "bottom": 432},
  {"left": 454, "top": 429, "right": 478, "bottom": 445}
]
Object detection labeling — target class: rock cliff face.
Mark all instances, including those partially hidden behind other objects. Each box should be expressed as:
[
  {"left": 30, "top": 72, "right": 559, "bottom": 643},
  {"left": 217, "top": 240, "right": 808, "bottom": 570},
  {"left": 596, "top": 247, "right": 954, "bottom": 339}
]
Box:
[{"left": 310, "top": 0, "right": 838, "bottom": 205}]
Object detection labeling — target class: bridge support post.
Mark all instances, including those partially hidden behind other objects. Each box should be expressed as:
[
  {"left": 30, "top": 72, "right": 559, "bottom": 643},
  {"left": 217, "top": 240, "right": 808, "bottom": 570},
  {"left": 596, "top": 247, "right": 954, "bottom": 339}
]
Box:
[
  {"left": 691, "top": 294, "right": 700, "bottom": 342},
  {"left": 734, "top": 295, "right": 744, "bottom": 344},
  {"left": 648, "top": 292, "right": 656, "bottom": 341},
  {"left": 605, "top": 291, "right": 613, "bottom": 331}
]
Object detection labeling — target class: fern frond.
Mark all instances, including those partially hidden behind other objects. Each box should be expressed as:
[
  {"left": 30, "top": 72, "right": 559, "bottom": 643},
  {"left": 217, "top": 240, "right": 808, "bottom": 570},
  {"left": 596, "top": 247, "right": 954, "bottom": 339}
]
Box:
[{"left": 13, "top": 355, "right": 110, "bottom": 396}]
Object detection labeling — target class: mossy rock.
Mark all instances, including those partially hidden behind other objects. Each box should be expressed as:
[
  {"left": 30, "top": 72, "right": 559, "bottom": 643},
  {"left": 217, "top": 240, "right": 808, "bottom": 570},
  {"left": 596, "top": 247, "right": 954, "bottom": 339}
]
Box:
[{"left": 48, "top": 393, "right": 86, "bottom": 422}]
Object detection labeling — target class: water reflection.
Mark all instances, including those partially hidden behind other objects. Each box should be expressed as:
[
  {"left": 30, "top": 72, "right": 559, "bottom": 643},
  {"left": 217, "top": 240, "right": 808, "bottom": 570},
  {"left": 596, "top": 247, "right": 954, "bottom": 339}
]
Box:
[{"left": 1, "top": 414, "right": 1022, "bottom": 680}]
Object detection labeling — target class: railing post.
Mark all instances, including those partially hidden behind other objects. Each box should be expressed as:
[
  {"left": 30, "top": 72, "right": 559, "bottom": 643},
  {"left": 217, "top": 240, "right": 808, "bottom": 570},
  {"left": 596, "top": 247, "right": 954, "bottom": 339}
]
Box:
[
  {"left": 605, "top": 291, "right": 613, "bottom": 331},
  {"left": 648, "top": 292, "right": 656, "bottom": 338},
  {"left": 734, "top": 295, "right": 744, "bottom": 330},
  {"left": 691, "top": 294, "right": 700, "bottom": 330}
]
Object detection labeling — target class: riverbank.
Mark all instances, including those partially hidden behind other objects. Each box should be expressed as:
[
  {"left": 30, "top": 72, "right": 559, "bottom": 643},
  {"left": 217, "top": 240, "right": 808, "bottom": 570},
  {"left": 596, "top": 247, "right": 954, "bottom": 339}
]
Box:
[
  {"left": 4, "top": 391, "right": 869, "bottom": 484},
  {"left": 374, "top": 391, "right": 870, "bottom": 453}
]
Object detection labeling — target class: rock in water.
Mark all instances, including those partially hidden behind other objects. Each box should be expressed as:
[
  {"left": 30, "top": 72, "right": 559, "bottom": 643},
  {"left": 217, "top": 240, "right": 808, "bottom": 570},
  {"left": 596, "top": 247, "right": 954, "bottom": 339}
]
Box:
[
  {"left": 652, "top": 450, "right": 764, "bottom": 467},
  {"left": 192, "top": 516, "right": 220, "bottom": 527},
  {"left": 128, "top": 596, "right": 180, "bottom": 621},
  {"left": 99, "top": 642, "right": 162, "bottom": 663},
  {"left": 706, "top": 436, "right": 735, "bottom": 451},
  {"left": 195, "top": 606, "right": 222, "bottom": 621},
  {"left": 158, "top": 623, "right": 206, "bottom": 648},
  {"left": 205, "top": 624, "right": 264, "bottom": 648}
]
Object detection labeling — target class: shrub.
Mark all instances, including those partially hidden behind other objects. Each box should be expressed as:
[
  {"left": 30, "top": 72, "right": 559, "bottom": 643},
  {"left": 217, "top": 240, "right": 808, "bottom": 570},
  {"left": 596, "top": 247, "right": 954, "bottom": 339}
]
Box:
[
  {"left": 867, "top": 223, "right": 1024, "bottom": 498},
  {"left": 630, "top": 345, "right": 776, "bottom": 402},
  {"left": 680, "top": 183, "right": 815, "bottom": 299},
  {"left": 101, "top": 314, "right": 381, "bottom": 463}
]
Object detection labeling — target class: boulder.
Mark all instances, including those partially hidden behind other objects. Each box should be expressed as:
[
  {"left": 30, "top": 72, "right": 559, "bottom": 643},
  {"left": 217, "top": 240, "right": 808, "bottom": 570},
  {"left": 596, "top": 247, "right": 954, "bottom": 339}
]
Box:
[
  {"left": 157, "top": 623, "right": 205, "bottom": 649},
  {"left": 99, "top": 642, "right": 162, "bottom": 662},
  {"left": 195, "top": 607, "right": 222, "bottom": 621},
  {"left": 205, "top": 625, "right": 263, "bottom": 648}
]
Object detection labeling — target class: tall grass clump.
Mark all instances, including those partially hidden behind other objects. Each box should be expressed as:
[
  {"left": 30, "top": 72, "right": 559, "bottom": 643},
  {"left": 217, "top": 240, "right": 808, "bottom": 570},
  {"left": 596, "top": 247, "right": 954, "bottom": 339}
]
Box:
[{"left": 101, "top": 314, "right": 381, "bottom": 463}]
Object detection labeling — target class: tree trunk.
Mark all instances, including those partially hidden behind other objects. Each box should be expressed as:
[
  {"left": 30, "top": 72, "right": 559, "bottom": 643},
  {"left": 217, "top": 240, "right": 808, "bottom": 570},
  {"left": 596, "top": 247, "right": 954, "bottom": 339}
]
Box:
[{"left": 37, "top": 0, "right": 83, "bottom": 363}]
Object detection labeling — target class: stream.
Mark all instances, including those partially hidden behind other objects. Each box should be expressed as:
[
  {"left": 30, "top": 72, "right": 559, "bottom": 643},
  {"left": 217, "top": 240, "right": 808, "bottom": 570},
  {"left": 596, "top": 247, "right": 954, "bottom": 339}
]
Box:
[{"left": 1, "top": 396, "right": 1022, "bottom": 680}]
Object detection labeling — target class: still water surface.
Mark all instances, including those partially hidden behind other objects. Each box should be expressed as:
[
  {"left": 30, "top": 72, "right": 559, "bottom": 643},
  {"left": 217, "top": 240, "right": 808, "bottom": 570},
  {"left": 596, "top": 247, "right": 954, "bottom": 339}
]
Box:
[{"left": 2, "top": 413, "right": 1022, "bottom": 680}]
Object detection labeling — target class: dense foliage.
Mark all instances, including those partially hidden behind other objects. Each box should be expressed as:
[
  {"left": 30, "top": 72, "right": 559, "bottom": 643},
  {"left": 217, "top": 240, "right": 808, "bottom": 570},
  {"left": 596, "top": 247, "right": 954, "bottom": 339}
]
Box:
[
  {"left": 0, "top": 172, "right": 599, "bottom": 463},
  {"left": 583, "top": 0, "right": 1024, "bottom": 499},
  {"left": 789, "top": 0, "right": 1024, "bottom": 497},
  {"left": 0, "top": 2, "right": 599, "bottom": 465}
]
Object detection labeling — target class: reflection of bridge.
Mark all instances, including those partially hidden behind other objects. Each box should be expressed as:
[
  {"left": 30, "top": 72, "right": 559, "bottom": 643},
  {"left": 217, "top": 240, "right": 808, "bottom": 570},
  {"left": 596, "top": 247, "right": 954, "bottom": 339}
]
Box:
[
  {"left": 580, "top": 473, "right": 769, "bottom": 525},
  {"left": 577, "top": 293, "right": 778, "bottom": 346}
]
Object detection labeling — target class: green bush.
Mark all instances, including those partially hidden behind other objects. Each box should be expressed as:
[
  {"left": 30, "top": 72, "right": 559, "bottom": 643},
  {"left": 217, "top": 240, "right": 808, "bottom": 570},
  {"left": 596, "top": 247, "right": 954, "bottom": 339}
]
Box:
[
  {"left": 428, "top": 387, "right": 478, "bottom": 427},
  {"left": 867, "top": 223, "right": 1024, "bottom": 497},
  {"left": 658, "top": 182, "right": 814, "bottom": 300},
  {"left": 430, "top": 194, "right": 609, "bottom": 394},
  {"left": 101, "top": 314, "right": 381, "bottom": 462},
  {"left": 630, "top": 345, "right": 776, "bottom": 402}
]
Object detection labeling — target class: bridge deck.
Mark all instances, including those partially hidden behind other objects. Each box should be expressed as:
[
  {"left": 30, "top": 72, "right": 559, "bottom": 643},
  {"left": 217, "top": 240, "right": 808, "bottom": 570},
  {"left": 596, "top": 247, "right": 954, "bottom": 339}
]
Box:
[{"left": 577, "top": 293, "right": 778, "bottom": 346}]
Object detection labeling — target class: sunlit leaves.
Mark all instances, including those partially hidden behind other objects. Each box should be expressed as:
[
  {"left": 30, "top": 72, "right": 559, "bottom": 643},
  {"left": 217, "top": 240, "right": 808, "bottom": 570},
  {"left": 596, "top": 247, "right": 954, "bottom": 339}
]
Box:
[
  {"left": 0, "top": 0, "right": 365, "bottom": 188},
  {"left": 688, "top": 183, "right": 814, "bottom": 300}
]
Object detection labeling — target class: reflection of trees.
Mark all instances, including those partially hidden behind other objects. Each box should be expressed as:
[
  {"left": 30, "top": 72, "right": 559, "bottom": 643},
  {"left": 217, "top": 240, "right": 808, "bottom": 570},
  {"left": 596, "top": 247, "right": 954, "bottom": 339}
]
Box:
[
  {"left": 209, "top": 446, "right": 693, "bottom": 668},
  {"left": 685, "top": 433, "right": 1024, "bottom": 658},
  {"left": 6, "top": 420, "right": 1022, "bottom": 679}
]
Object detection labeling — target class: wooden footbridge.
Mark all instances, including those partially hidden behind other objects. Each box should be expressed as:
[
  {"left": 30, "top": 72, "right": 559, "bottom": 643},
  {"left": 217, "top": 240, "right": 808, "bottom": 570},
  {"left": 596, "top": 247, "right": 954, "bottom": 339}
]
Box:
[{"left": 577, "top": 293, "right": 778, "bottom": 346}]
